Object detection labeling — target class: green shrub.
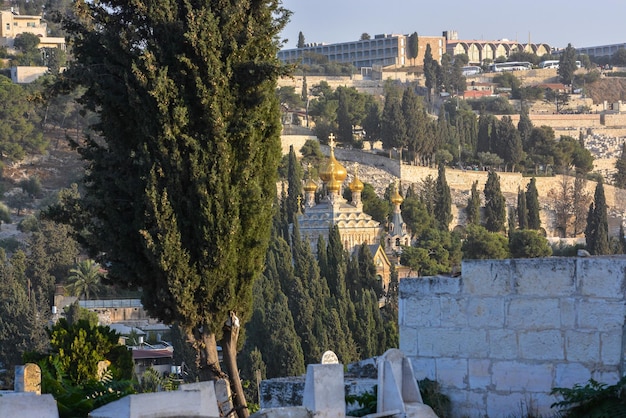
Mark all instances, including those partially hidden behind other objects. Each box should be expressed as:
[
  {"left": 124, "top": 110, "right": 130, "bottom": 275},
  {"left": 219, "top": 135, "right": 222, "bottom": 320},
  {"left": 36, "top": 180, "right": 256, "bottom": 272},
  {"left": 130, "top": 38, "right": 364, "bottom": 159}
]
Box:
[
  {"left": 346, "top": 386, "right": 377, "bottom": 417},
  {"left": 551, "top": 376, "right": 626, "bottom": 417},
  {"left": 419, "top": 378, "right": 451, "bottom": 418}
]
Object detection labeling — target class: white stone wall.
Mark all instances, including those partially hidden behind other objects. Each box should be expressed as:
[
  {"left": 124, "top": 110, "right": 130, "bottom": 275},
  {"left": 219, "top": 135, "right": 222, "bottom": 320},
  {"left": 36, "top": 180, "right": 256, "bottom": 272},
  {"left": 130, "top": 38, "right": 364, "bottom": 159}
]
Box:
[{"left": 399, "top": 257, "right": 626, "bottom": 417}]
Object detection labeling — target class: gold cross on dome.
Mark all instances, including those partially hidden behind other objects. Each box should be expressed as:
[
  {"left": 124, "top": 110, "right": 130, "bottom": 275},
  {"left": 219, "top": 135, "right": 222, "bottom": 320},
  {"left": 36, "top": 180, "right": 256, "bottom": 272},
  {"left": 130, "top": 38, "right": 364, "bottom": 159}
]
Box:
[{"left": 328, "top": 133, "right": 336, "bottom": 150}]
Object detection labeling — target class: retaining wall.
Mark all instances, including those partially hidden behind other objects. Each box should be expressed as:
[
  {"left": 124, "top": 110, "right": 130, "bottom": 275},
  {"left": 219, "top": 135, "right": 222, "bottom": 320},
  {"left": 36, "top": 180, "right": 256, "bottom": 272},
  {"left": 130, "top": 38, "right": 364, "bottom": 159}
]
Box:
[{"left": 399, "top": 257, "right": 626, "bottom": 417}]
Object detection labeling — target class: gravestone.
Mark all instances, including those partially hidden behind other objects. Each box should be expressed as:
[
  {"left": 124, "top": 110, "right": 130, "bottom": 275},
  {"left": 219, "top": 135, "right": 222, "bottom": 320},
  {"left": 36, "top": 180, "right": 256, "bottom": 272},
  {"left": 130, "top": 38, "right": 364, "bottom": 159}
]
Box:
[
  {"left": 302, "top": 350, "right": 344, "bottom": 418},
  {"left": 321, "top": 350, "right": 339, "bottom": 364},
  {"left": 377, "top": 349, "right": 438, "bottom": 418},
  {"left": 14, "top": 363, "right": 41, "bottom": 395}
]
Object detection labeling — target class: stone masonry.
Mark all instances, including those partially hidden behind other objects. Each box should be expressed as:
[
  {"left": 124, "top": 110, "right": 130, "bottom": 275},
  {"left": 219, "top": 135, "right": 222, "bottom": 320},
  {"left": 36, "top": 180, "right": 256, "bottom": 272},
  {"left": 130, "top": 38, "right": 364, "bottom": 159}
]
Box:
[{"left": 399, "top": 256, "right": 626, "bottom": 417}]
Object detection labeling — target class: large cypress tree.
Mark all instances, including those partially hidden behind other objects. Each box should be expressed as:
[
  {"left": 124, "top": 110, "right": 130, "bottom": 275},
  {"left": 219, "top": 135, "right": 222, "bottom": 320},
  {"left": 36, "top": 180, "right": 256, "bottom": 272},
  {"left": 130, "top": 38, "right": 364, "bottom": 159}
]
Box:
[
  {"left": 54, "top": 2, "right": 289, "bottom": 414},
  {"left": 423, "top": 44, "right": 439, "bottom": 102},
  {"left": 526, "top": 177, "right": 541, "bottom": 230},
  {"left": 407, "top": 32, "right": 419, "bottom": 66},
  {"left": 286, "top": 145, "right": 303, "bottom": 225},
  {"left": 484, "top": 171, "right": 507, "bottom": 233},
  {"left": 585, "top": 181, "right": 610, "bottom": 255},
  {"left": 466, "top": 180, "right": 481, "bottom": 225},
  {"left": 517, "top": 188, "right": 528, "bottom": 230},
  {"left": 435, "top": 163, "right": 452, "bottom": 230}
]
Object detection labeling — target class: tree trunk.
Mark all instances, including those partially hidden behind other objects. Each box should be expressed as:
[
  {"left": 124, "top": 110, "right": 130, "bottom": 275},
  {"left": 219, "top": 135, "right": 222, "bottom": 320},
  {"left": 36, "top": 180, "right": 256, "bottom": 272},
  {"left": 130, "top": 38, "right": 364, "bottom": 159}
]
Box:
[
  {"left": 193, "top": 327, "right": 224, "bottom": 382},
  {"left": 222, "top": 312, "right": 249, "bottom": 418}
]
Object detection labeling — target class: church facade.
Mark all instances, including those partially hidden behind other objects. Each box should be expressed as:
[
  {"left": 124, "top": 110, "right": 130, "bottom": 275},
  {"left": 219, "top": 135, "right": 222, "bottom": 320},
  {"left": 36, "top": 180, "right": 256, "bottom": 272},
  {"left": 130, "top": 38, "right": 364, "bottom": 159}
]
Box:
[{"left": 296, "top": 135, "right": 411, "bottom": 289}]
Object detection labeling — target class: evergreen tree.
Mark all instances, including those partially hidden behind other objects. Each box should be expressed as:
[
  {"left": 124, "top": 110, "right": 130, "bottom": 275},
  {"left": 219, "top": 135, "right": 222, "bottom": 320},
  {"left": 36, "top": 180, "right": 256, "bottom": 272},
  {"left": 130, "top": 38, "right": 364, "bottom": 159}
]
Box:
[
  {"left": 301, "top": 75, "right": 308, "bottom": 104},
  {"left": 362, "top": 102, "right": 381, "bottom": 144},
  {"left": 423, "top": 44, "right": 439, "bottom": 102},
  {"left": 509, "top": 230, "right": 552, "bottom": 258},
  {"left": 476, "top": 113, "right": 495, "bottom": 154},
  {"left": 0, "top": 77, "right": 46, "bottom": 163},
  {"left": 402, "top": 88, "right": 424, "bottom": 163},
  {"left": 572, "top": 174, "right": 591, "bottom": 236},
  {"left": 297, "top": 31, "right": 305, "bottom": 48},
  {"left": 435, "top": 163, "right": 452, "bottom": 230},
  {"left": 381, "top": 94, "right": 406, "bottom": 150},
  {"left": 407, "top": 32, "right": 419, "bottom": 66},
  {"left": 526, "top": 177, "right": 541, "bottom": 230},
  {"left": 0, "top": 250, "right": 49, "bottom": 384},
  {"left": 585, "top": 181, "right": 610, "bottom": 255},
  {"left": 246, "top": 271, "right": 305, "bottom": 378},
  {"left": 462, "top": 224, "right": 510, "bottom": 259},
  {"left": 484, "top": 171, "right": 507, "bottom": 233},
  {"left": 517, "top": 188, "right": 528, "bottom": 230},
  {"left": 466, "top": 181, "right": 481, "bottom": 225},
  {"left": 614, "top": 143, "right": 626, "bottom": 189},
  {"left": 54, "top": 2, "right": 289, "bottom": 413},
  {"left": 497, "top": 116, "right": 523, "bottom": 172},
  {"left": 336, "top": 88, "right": 354, "bottom": 144},
  {"left": 558, "top": 43, "right": 578, "bottom": 87},
  {"left": 518, "top": 106, "right": 533, "bottom": 147},
  {"left": 286, "top": 145, "right": 303, "bottom": 225}
]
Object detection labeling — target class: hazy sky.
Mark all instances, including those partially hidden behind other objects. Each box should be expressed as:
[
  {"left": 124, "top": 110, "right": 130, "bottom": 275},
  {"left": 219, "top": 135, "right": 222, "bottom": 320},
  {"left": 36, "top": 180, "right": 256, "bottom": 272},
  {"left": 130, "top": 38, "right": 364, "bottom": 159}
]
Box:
[{"left": 279, "top": 0, "right": 625, "bottom": 51}]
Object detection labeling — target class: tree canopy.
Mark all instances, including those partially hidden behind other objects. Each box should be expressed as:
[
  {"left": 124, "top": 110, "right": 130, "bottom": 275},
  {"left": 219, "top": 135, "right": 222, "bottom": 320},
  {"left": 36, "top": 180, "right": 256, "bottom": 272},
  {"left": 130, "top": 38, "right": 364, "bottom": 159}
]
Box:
[{"left": 51, "top": 1, "right": 290, "bottom": 415}]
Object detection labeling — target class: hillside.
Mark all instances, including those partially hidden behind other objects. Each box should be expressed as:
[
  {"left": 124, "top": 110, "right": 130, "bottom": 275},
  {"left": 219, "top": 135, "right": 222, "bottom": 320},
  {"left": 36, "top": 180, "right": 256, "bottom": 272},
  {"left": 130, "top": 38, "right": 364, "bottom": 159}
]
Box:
[{"left": 585, "top": 78, "right": 626, "bottom": 104}]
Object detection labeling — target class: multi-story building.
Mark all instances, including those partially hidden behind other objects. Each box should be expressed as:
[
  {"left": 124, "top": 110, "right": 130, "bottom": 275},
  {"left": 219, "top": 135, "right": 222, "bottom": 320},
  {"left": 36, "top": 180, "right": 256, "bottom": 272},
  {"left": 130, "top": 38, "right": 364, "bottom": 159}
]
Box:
[
  {"left": 0, "top": 10, "right": 65, "bottom": 50},
  {"left": 576, "top": 43, "right": 626, "bottom": 59},
  {"left": 277, "top": 33, "right": 446, "bottom": 69}
]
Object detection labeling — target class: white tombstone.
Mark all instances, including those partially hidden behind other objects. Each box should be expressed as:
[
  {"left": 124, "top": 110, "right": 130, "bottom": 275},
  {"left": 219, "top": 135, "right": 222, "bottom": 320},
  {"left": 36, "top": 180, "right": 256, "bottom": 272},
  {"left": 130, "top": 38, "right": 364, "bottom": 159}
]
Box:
[
  {"left": 14, "top": 363, "right": 41, "bottom": 395},
  {"left": 321, "top": 351, "right": 339, "bottom": 364},
  {"left": 377, "top": 349, "right": 438, "bottom": 418},
  {"left": 0, "top": 393, "right": 58, "bottom": 418},
  {"left": 89, "top": 381, "right": 220, "bottom": 418},
  {"left": 302, "top": 350, "right": 344, "bottom": 418}
]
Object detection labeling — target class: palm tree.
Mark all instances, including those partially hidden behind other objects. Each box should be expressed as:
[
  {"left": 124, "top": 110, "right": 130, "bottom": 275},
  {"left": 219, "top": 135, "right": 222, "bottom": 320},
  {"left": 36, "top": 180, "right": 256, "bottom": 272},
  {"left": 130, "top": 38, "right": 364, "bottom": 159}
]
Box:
[{"left": 65, "top": 259, "right": 104, "bottom": 300}]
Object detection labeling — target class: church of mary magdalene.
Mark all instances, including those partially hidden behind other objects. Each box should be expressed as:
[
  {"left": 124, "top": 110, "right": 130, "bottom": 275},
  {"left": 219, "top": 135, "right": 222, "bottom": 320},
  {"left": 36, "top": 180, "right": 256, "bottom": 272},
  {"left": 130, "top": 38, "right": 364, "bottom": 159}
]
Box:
[{"left": 296, "top": 135, "right": 411, "bottom": 290}]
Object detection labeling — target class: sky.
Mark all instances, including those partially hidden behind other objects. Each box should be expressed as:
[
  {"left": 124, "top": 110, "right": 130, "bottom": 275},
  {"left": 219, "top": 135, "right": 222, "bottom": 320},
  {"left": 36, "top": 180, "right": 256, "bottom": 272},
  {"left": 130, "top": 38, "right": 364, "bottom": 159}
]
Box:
[{"left": 279, "top": 0, "right": 626, "bottom": 51}]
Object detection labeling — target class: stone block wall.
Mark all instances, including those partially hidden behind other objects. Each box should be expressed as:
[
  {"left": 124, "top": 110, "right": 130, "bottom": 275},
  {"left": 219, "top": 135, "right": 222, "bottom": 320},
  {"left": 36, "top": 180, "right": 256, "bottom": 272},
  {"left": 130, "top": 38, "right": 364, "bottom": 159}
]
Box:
[{"left": 399, "top": 257, "right": 626, "bottom": 417}]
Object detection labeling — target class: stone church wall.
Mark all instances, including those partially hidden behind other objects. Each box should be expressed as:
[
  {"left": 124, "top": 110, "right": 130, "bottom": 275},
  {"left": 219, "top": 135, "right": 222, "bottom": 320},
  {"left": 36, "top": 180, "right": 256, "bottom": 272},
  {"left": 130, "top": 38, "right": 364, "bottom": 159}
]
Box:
[{"left": 399, "top": 257, "right": 626, "bottom": 417}]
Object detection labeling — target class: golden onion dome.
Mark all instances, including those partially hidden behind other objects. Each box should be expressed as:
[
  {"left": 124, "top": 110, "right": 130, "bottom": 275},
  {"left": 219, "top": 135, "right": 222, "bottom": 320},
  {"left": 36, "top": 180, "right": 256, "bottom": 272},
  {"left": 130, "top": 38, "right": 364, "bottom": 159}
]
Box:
[
  {"left": 303, "top": 178, "right": 318, "bottom": 192},
  {"left": 319, "top": 135, "right": 347, "bottom": 184},
  {"left": 391, "top": 184, "right": 404, "bottom": 205},
  {"left": 327, "top": 178, "right": 343, "bottom": 193},
  {"left": 349, "top": 176, "right": 364, "bottom": 192},
  {"left": 349, "top": 163, "right": 364, "bottom": 192}
]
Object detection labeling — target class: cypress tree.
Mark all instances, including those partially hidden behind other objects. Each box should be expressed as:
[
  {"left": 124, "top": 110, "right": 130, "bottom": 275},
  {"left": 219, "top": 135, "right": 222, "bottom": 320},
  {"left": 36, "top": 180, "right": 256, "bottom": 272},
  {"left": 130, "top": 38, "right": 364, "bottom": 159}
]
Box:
[
  {"left": 407, "top": 32, "right": 419, "bottom": 66},
  {"left": 286, "top": 145, "right": 303, "bottom": 224},
  {"left": 301, "top": 75, "right": 308, "bottom": 104},
  {"left": 435, "top": 163, "right": 453, "bottom": 230},
  {"left": 517, "top": 188, "right": 528, "bottom": 230},
  {"left": 381, "top": 94, "right": 406, "bottom": 150},
  {"left": 518, "top": 106, "right": 533, "bottom": 148},
  {"left": 614, "top": 143, "right": 626, "bottom": 189},
  {"left": 423, "top": 44, "right": 438, "bottom": 102},
  {"left": 526, "top": 177, "right": 541, "bottom": 230},
  {"left": 476, "top": 113, "right": 494, "bottom": 154},
  {"left": 466, "top": 181, "right": 481, "bottom": 225},
  {"left": 484, "top": 171, "right": 507, "bottom": 232},
  {"left": 585, "top": 181, "right": 610, "bottom": 255},
  {"left": 297, "top": 31, "right": 305, "bottom": 48},
  {"left": 53, "top": 2, "right": 289, "bottom": 412}
]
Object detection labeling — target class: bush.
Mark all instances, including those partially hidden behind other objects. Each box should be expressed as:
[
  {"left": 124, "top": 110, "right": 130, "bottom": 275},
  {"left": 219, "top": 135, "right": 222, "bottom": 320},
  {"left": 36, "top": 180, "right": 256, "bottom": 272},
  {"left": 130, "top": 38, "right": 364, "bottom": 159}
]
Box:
[
  {"left": 551, "top": 376, "right": 626, "bottom": 417},
  {"left": 509, "top": 229, "right": 552, "bottom": 258},
  {"left": 419, "top": 378, "right": 452, "bottom": 418}
]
